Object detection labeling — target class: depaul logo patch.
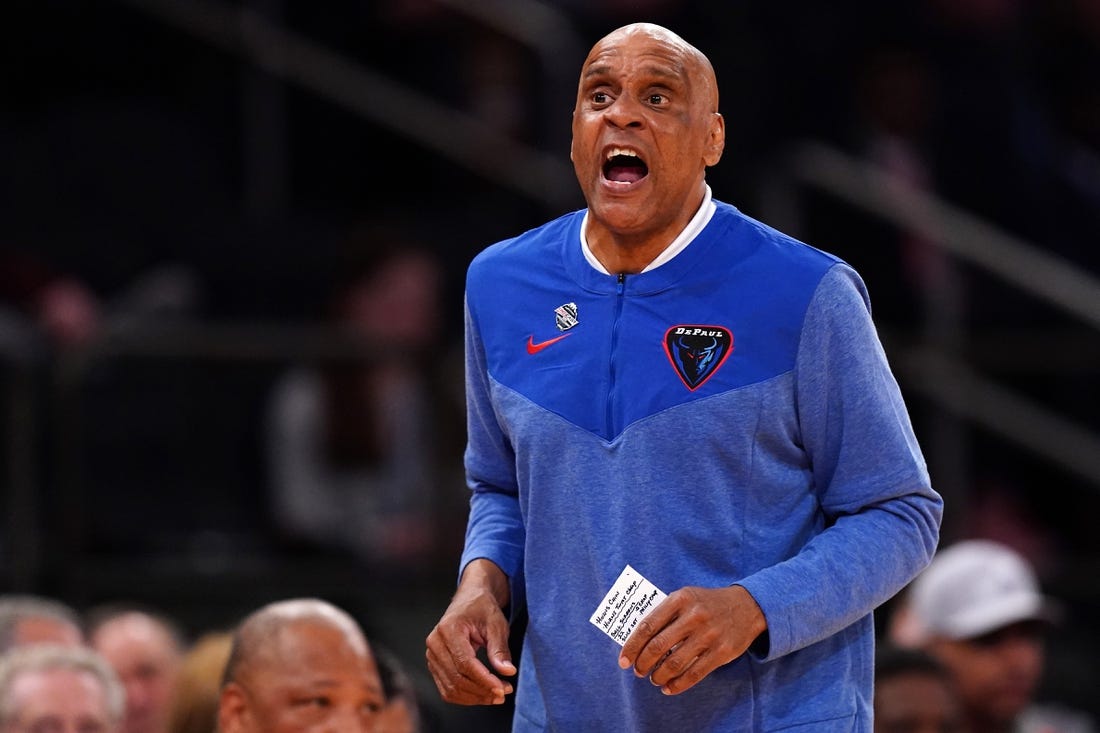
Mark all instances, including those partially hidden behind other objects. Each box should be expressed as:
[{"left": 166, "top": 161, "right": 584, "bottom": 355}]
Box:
[{"left": 663, "top": 325, "right": 733, "bottom": 391}]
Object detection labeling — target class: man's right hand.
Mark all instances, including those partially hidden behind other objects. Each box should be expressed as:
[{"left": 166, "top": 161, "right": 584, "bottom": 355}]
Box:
[{"left": 425, "top": 558, "right": 516, "bottom": 705}]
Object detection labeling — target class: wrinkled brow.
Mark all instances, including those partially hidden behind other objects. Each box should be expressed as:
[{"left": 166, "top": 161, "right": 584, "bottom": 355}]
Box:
[
  {"left": 582, "top": 62, "right": 684, "bottom": 84},
  {"left": 582, "top": 63, "right": 612, "bottom": 81}
]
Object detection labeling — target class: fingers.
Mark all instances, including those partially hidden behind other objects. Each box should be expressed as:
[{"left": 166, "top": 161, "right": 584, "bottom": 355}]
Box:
[
  {"left": 625, "top": 622, "right": 682, "bottom": 679},
  {"left": 485, "top": 621, "right": 518, "bottom": 679},
  {"left": 424, "top": 613, "right": 515, "bottom": 706},
  {"left": 617, "top": 585, "right": 764, "bottom": 695},
  {"left": 490, "top": 650, "right": 518, "bottom": 678},
  {"left": 425, "top": 642, "right": 512, "bottom": 705},
  {"left": 624, "top": 623, "right": 717, "bottom": 695},
  {"left": 618, "top": 599, "right": 676, "bottom": 671},
  {"left": 618, "top": 589, "right": 684, "bottom": 677},
  {"left": 648, "top": 646, "right": 711, "bottom": 695}
]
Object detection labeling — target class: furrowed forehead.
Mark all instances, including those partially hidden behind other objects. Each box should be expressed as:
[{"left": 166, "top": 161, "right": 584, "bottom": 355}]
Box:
[
  {"left": 580, "top": 57, "right": 686, "bottom": 87},
  {"left": 583, "top": 31, "right": 693, "bottom": 78}
]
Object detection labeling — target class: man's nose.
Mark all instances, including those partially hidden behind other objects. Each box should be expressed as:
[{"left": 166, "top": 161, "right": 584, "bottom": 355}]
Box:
[{"left": 603, "top": 96, "right": 645, "bottom": 128}]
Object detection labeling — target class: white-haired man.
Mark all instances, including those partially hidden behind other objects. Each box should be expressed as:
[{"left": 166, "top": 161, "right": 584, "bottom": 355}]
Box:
[{"left": 0, "top": 643, "right": 125, "bottom": 733}]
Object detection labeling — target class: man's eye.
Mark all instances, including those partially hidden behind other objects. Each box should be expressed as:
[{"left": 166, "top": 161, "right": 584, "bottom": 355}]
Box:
[
  {"left": 648, "top": 94, "right": 667, "bottom": 105},
  {"left": 293, "top": 696, "right": 331, "bottom": 708},
  {"left": 592, "top": 92, "right": 609, "bottom": 104}
]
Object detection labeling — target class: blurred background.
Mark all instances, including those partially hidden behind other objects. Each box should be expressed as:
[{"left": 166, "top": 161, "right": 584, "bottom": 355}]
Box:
[{"left": 2, "top": 0, "right": 1099, "bottom": 729}]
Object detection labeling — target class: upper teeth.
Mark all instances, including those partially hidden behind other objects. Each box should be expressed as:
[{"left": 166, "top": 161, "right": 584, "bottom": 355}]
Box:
[{"left": 606, "top": 148, "right": 638, "bottom": 160}]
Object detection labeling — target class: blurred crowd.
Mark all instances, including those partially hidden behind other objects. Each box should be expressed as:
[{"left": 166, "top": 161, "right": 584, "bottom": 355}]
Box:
[
  {"left": 1, "top": 538, "right": 1095, "bottom": 732},
  {"left": 0, "top": 593, "right": 444, "bottom": 732},
  {"left": 2, "top": 0, "right": 1100, "bottom": 730}
]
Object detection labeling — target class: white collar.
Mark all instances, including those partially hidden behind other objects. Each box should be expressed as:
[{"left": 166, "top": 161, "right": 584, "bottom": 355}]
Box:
[{"left": 580, "top": 184, "right": 716, "bottom": 274}]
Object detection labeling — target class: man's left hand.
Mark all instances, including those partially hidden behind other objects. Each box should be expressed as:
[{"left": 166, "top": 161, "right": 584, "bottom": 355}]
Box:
[{"left": 618, "top": 584, "right": 767, "bottom": 695}]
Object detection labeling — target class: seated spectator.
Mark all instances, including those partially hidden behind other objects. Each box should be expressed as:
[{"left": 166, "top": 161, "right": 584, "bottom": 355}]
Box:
[
  {"left": 0, "top": 595, "right": 84, "bottom": 652},
  {"left": 874, "top": 644, "right": 964, "bottom": 733},
  {"left": 892, "top": 539, "right": 1096, "bottom": 733},
  {"left": 265, "top": 231, "right": 453, "bottom": 569},
  {"left": 0, "top": 643, "right": 125, "bottom": 732},
  {"left": 216, "top": 598, "right": 385, "bottom": 733},
  {"left": 87, "top": 605, "right": 186, "bottom": 733},
  {"left": 166, "top": 630, "right": 233, "bottom": 733}
]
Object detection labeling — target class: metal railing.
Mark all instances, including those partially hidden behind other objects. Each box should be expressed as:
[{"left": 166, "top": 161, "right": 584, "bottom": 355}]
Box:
[
  {"left": 766, "top": 141, "right": 1100, "bottom": 516},
  {"left": 12, "top": 2, "right": 1098, "bottom": 597},
  {"left": 783, "top": 142, "right": 1100, "bottom": 330},
  {"left": 7, "top": 0, "right": 587, "bottom": 595},
  {"left": 110, "top": 0, "right": 581, "bottom": 212}
]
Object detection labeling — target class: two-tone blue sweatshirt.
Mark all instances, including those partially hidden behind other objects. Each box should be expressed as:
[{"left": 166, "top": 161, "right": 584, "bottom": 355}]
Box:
[{"left": 459, "top": 200, "right": 942, "bottom": 732}]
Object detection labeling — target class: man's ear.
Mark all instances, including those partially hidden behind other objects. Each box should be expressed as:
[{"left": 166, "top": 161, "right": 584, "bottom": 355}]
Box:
[
  {"left": 704, "top": 112, "right": 725, "bottom": 167},
  {"left": 217, "top": 683, "right": 249, "bottom": 733}
]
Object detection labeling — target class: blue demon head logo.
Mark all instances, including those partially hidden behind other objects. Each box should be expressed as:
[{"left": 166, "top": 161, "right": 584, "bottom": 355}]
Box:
[{"left": 663, "top": 325, "right": 733, "bottom": 390}]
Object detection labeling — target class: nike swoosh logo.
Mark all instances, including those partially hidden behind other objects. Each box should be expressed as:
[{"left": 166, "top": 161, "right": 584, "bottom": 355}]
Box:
[{"left": 526, "top": 333, "right": 572, "bottom": 354}]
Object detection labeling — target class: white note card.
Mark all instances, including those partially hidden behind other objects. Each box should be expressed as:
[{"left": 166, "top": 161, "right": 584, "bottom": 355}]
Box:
[{"left": 590, "top": 564, "right": 667, "bottom": 646}]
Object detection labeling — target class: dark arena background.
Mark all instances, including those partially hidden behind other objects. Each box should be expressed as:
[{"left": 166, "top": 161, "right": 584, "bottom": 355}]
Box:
[{"left": 3, "top": 1, "right": 1100, "bottom": 730}]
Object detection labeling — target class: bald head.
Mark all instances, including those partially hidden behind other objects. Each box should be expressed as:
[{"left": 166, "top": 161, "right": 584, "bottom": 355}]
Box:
[
  {"left": 584, "top": 23, "right": 719, "bottom": 114},
  {"left": 217, "top": 598, "right": 384, "bottom": 733},
  {"left": 223, "top": 599, "right": 368, "bottom": 688}
]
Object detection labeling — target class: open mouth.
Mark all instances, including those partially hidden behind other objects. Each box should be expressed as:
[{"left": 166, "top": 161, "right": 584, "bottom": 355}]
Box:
[{"left": 602, "top": 147, "right": 648, "bottom": 184}]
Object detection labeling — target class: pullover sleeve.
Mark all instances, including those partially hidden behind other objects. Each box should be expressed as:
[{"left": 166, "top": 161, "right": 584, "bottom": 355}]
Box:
[
  {"left": 738, "top": 264, "right": 942, "bottom": 660},
  {"left": 458, "top": 296, "right": 527, "bottom": 613}
]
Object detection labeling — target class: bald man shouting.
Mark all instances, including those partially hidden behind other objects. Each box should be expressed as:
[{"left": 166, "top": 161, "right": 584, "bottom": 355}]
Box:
[{"left": 426, "top": 21, "right": 942, "bottom": 732}]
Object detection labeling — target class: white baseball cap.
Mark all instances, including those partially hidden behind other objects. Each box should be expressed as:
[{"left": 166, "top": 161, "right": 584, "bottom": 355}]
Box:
[{"left": 906, "top": 539, "right": 1058, "bottom": 641}]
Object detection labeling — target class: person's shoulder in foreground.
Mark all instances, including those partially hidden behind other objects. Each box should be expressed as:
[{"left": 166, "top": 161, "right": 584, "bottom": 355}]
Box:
[
  {"left": 216, "top": 597, "right": 385, "bottom": 733},
  {"left": 429, "top": 21, "right": 942, "bottom": 733}
]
